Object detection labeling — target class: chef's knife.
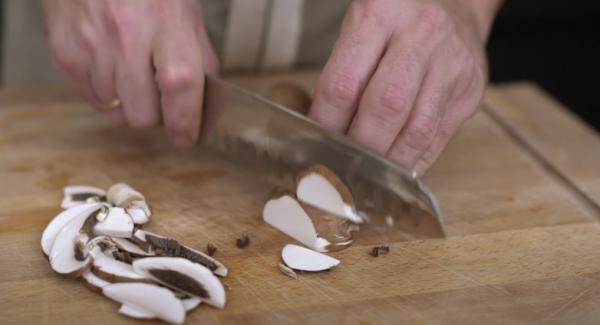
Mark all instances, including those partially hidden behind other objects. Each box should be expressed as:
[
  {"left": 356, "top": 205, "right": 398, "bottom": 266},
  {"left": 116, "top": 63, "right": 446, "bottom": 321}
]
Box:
[{"left": 200, "top": 76, "right": 446, "bottom": 237}]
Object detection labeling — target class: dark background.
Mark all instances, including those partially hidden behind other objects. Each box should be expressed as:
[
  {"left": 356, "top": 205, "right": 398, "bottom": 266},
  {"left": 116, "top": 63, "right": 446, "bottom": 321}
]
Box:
[{"left": 487, "top": 0, "right": 600, "bottom": 131}]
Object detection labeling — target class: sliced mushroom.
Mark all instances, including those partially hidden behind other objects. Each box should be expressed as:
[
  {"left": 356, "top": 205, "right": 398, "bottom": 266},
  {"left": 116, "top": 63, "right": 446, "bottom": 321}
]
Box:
[
  {"left": 262, "top": 193, "right": 332, "bottom": 252},
  {"left": 119, "top": 304, "right": 156, "bottom": 319},
  {"left": 112, "top": 237, "right": 155, "bottom": 256},
  {"left": 41, "top": 203, "right": 101, "bottom": 256},
  {"left": 296, "top": 165, "right": 363, "bottom": 223},
  {"left": 107, "top": 183, "right": 152, "bottom": 224},
  {"left": 103, "top": 282, "right": 186, "bottom": 325},
  {"left": 133, "top": 257, "right": 226, "bottom": 309},
  {"left": 90, "top": 246, "right": 150, "bottom": 283},
  {"left": 182, "top": 297, "right": 202, "bottom": 312},
  {"left": 48, "top": 203, "right": 103, "bottom": 276},
  {"left": 281, "top": 244, "right": 340, "bottom": 272},
  {"left": 61, "top": 185, "right": 106, "bottom": 209},
  {"left": 81, "top": 270, "right": 111, "bottom": 293},
  {"left": 138, "top": 230, "right": 228, "bottom": 277},
  {"left": 93, "top": 207, "right": 134, "bottom": 238}
]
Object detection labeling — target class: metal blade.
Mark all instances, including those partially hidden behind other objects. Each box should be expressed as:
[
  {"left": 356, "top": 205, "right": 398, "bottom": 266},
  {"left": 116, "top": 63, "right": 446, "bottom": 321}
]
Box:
[{"left": 200, "top": 76, "right": 446, "bottom": 237}]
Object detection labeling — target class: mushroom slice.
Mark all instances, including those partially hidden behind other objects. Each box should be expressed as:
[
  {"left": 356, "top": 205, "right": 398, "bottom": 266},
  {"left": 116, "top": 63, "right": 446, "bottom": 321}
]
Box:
[
  {"left": 41, "top": 203, "right": 101, "bottom": 256},
  {"left": 296, "top": 165, "right": 363, "bottom": 223},
  {"left": 103, "top": 282, "right": 186, "bottom": 325},
  {"left": 112, "top": 237, "right": 155, "bottom": 256},
  {"left": 61, "top": 185, "right": 106, "bottom": 209},
  {"left": 48, "top": 203, "right": 103, "bottom": 276},
  {"left": 93, "top": 207, "right": 134, "bottom": 238},
  {"left": 107, "top": 183, "right": 152, "bottom": 224},
  {"left": 138, "top": 230, "right": 228, "bottom": 277},
  {"left": 262, "top": 193, "right": 331, "bottom": 252},
  {"left": 182, "top": 297, "right": 202, "bottom": 312},
  {"left": 90, "top": 246, "right": 150, "bottom": 283},
  {"left": 119, "top": 304, "right": 156, "bottom": 319},
  {"left": 281, "top": 244, "right": 340, "bottom": 272},
  {"left": 133, "top": 257, "right": 226, "bottom": 309},
  {"left": 82, "top": 270, "right": 111, "bottom": 293}
]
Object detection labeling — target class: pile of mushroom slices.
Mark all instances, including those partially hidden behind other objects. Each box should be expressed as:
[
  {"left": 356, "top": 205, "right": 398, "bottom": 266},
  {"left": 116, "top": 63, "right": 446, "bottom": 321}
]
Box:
[
  {"left": 42, "top": 183, "right": 227, "bottom": 325},
  {"left": 263, "top": 165, "right": 364, "bottom": 275}
]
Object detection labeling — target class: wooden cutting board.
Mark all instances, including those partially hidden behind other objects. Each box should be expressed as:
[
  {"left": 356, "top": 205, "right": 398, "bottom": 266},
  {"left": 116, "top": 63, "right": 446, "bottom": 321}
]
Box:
[{"left": 1, "top": 71, "right": 600, "bottom": 324}]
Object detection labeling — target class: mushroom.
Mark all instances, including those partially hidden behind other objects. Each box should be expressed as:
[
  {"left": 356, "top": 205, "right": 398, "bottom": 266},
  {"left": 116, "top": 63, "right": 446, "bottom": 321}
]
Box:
[
  {"left": 81, "top": 270, "right": 111, "bottom": 293},
  {"left": 48, "top": 203, "right": 104, "bottom": 276},
  {"left": 103, "top": 282, "right": 186, "bottom": 324},
  {"left": 263, "top": 192, "right": 354, "bottom": 252},
  {"left": 61, "top": 185, "right": 106, "bottom": 209},
  {"left": 41, "top": 203, "right": 101, "bottom": 256},
  {"left": 281, "top": 244, "right": 340, "bottom": 272},
  {"left": 182, "top": 297, "right": 202, "bottom": 312},
  {"left": 107, "top": 183, "right": 152, "bottom": 224},
  {"left": 93, "top": 207, "right": 134, "bottom": 238},
  {"left": 138, "top": 230, "right": 228, "bottom": 277},
  {"left": 133, "top": 257, "right": 226, "bottom": 309},
  {"left": 118, "top": 296, "right": 201, "bottom": 320},
  {"left": 90, "top": 246, "right": 150, "bottom": 283},
  {"left": 296, "top": 165, "right": 363, "bottom": 223},
  {"left": 111, "top": 237, "right": 155, "bottom": 257}
]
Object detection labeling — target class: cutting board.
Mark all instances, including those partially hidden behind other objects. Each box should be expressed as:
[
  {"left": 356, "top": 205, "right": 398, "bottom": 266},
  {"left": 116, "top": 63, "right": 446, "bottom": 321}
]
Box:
[{"left": 1, "top": 71, "right": 600, "bottom": 324}]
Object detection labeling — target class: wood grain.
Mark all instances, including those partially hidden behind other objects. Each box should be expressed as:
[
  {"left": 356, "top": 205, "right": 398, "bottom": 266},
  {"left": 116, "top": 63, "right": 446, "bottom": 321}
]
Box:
[{"left": 1, "top": 73, "right": 599, "bottom": 324}]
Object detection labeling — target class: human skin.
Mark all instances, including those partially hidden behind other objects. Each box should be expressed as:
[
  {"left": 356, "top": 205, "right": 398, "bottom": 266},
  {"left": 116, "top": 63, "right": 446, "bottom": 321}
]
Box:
[{"left": 43, "top": 0, "right": 502, "bottom": 173}]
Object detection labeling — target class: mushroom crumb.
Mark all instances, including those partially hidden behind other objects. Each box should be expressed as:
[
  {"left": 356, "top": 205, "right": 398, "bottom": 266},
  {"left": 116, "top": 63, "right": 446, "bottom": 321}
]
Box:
[
  {"left": 235, "top": 233, "right": 250, "bottom": 249},
  {"left": 206, "top": 243, "right": 217, "bottom": 257},
  {"left": 370, "top": 245, "right": 390, "bottom": 257},
  {"left": 278, "top": 263, "right": 298, "bottom": 279}
]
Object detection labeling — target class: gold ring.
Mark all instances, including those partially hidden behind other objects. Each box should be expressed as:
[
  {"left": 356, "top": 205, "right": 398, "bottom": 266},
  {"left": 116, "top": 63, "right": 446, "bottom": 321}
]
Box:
[{"left": 104, "top": 99, "right": 121, "bottom": 111}]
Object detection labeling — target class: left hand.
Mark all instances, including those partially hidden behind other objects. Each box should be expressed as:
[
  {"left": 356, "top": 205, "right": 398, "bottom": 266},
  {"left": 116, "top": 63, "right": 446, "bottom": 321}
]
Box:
[{"left": 309, "top": 0, "right": 500, "bottom": 174}]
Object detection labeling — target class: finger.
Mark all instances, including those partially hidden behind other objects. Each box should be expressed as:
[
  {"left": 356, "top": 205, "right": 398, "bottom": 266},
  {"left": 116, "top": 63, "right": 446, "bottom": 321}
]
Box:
[
  {"left": 108, "top": 107, "right": 127, "bottom": 126},
  {"left": 413, "top": 67, "right": 486, "bottom": 174},
  {"left": 308, "top": 2, "right": 391, "bottom": 132},
  {"left": 154, "top": 32, "right": 205, "bottom": 149},
  {"left": 386, "top": 63, "right": 453, "bottom": 168},
  {"left": 347, "top": 35, "right": 430, "bottom": 154}
]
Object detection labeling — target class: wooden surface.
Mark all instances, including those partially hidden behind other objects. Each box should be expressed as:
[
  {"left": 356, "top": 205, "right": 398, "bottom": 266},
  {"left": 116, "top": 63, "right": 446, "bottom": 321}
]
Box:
[{"left": 1, "top": 72, "right": 600, "bottom": 324}]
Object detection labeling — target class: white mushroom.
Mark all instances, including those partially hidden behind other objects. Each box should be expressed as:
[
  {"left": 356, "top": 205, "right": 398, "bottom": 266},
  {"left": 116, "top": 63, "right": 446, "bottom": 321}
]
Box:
[
  {"left": 103, "top": 282, "right": 186, "bottom": 324},
  {"left": 90, "top": 246, "right": 150, "bottom": 283},
  {"left": 182, "top": 297, "right": 202, "bottom": 312},
  {"left": 93, "top": 207, "right": 134, "bottom": 238},
  {"left": 296, "top": 165, "right": 363, "bottom": 223},
  {"left": 111, "top": 237, "right": 155, "bottom": 256},
  {"left": 81, "top": 270, "right": 111, "bottom": 293},
  {"left": 137, "top": 230, "right": 228, "bottom": 277},
  {"left": 281, "top": 244, "right": 340, "bottom": 272},
  {"left": 119, "top": 304, "right": 156, "bottom": 319},
  {"left": 262, "top": 193, "right": 331, "bottom": 252},
  {"left": 107, "top": 183, "right": 151, "bottom": 224},
  {"left": 41, "top": 203, "right": 100, "bottom": 256},
  {"left": 133, "top": 257, "right": 226, "bottom": 309},
  {"left": 61, "top": 185, "right": 106, "bottom": 209},
  {"left": 48, "top": 203, "right": 103, "bottom": 276}
]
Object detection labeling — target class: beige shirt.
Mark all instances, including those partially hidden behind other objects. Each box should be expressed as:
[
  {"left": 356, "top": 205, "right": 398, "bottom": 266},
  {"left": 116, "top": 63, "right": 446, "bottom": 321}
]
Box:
[{"left": 1, "top": 0, "right": 351, "bottom": 87}]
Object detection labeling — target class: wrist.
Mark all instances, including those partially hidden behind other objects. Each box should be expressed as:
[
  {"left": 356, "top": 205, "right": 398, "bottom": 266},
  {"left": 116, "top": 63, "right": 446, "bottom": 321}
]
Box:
[{"left": 459, "top": 0, "right": 504, "bottom": 41}]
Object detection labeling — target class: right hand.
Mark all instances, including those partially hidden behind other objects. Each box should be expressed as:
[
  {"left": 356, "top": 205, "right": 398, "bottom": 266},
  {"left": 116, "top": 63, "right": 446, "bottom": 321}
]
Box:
[{"left": 42, "top": 0, "right": 219, "bottom": 148}]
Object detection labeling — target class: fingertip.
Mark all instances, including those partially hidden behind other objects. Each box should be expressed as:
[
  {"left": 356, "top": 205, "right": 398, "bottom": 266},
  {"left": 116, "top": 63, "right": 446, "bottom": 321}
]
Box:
[
  {"left": 109, "top": 108, "right": 127, "bottom": 127},
  {"left": 169, "top": 132, "right": 195, "bottom": 150}
]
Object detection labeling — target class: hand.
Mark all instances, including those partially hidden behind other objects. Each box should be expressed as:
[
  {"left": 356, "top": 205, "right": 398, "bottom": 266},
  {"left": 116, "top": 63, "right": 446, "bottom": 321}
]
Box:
[
  {"left": 309, "top": 0, "right": 501, "bottom": 174},
  {"left": 42, "top": 0, "right": 218, "bottom": 149}
]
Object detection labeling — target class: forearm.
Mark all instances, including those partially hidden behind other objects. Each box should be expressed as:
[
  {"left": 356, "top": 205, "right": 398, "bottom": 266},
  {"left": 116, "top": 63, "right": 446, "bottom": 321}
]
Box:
[{"left": 444, "top": 0, "right": 504, "bottom": 41}]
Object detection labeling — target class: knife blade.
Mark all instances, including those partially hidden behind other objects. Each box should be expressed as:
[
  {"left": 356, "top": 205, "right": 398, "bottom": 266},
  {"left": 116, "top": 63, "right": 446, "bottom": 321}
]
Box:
[{"left": 200, "top": 76, "right": 446, "bottom": 237}]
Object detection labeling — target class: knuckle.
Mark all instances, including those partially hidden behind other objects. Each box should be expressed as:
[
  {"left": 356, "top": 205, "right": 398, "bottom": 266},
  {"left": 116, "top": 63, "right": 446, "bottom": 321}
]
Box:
[
  {"left": 414, "top": 2, "right": 452, "bottom": 39},
  {"left": 320, "top": 71, "right": 362, "bottom": 107},
  {"left": 157, "top": 64, "right": 197, "bottom": 95},
  {"left": 380, "top": 81, "right": 411, "bottom": 116},
  {"left": 404, "top": 116, "right": 437, "bottom": 151}
]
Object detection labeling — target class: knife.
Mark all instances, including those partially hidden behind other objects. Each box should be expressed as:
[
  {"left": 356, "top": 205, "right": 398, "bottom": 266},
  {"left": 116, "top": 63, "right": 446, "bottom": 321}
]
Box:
[{"left": 200, "top": 76, "right": 446, "bottom": 238}]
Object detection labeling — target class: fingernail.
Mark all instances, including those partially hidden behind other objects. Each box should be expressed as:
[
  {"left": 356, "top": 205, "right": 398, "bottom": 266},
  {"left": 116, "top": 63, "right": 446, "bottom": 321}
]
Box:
[{"left": 171, "top": 133, "right": 194, "bottom": 149}]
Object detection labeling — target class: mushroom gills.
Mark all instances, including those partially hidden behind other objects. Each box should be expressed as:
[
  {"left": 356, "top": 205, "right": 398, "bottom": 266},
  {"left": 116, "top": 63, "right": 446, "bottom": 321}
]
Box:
[
  {"left": 90, "top": 246, "right": 149, "bottom": 283},
  {"left": 133, "top": 257, "right": 226, "bottom": 309}
]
